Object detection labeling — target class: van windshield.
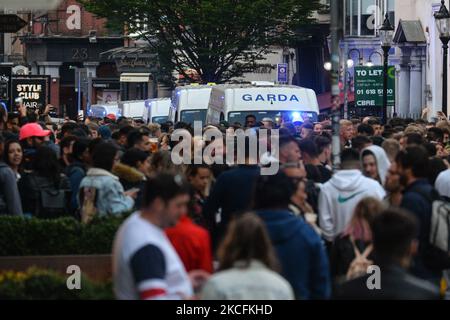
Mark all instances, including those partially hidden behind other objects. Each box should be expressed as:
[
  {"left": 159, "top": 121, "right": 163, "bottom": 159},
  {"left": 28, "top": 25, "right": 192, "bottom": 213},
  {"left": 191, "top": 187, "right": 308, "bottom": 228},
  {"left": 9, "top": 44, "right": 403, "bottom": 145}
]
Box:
[
  {"left": 180, "top": 109, "right": 207, "bottom": 124},
  {"left": 152, "top": 116, "right": 168, "bottom": 124},
  {"left": 228, "top": 110, "right": 318, "bottom": 126}
]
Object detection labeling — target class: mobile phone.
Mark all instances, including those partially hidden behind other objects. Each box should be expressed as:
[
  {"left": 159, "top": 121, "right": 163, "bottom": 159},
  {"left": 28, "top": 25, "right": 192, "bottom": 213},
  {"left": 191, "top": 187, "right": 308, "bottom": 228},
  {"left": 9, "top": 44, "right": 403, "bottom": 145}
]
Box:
[
  {"left": 78, "top": 110, "right": 84, "bottom": 122},
  {"left": 126, "top": 188, "right": 140, "bottom": 194}
]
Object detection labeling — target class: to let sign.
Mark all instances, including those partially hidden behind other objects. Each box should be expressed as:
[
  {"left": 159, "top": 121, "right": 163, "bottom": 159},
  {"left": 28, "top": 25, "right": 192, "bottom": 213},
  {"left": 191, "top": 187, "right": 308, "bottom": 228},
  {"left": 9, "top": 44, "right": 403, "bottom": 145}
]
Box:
[
  {"left": 354, "top": 66, "right": 395, "bottom": 107},
  {"left": 0, "top": 14, "right": 27, "bottom": 33}
]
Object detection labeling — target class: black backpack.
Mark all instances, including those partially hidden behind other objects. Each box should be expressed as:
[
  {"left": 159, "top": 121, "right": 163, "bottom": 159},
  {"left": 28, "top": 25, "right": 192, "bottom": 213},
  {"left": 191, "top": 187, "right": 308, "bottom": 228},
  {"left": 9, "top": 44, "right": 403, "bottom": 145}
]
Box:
[{"left": 30, "top": 175, "right": 71, "bottom": 219}]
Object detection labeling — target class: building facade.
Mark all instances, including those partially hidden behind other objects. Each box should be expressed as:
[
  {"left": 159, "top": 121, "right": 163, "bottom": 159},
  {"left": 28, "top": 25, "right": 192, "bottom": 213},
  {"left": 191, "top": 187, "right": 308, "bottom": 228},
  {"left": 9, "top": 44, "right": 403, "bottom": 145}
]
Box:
[{"left": 394, "top": 0, "right": 448, "bottom": 120}]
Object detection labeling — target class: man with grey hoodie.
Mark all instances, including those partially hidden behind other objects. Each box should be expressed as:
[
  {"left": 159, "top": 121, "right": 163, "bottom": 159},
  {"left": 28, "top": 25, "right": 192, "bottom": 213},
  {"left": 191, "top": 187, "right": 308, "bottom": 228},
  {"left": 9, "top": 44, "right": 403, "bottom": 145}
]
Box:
[{"left": 318, "top": 148, "right": 386, "bottom": 242}]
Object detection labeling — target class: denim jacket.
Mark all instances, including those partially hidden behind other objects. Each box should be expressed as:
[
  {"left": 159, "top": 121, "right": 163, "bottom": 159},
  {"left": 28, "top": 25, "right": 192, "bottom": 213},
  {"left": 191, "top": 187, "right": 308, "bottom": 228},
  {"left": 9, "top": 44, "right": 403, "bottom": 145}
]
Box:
[{"left": 78, "top": 168, "right": 134, "bottom": 216}]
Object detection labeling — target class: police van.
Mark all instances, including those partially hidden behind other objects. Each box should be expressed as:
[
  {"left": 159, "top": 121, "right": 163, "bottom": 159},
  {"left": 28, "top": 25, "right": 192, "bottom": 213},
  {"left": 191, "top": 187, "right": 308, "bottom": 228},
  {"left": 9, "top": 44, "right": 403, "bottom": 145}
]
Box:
[
  {"left": 143, "top": 98, "right": 171, "bottom": 124},
  {"left": 118, "top": 100, "right": 146, "bottom": 119},
  {"left": 206, "top": 83, "right": 319, "bottom": 125},
  {"left": 88, "top": 103, "right": 120, "bottom": 118},
  {"left": 168, "top": 84, "right": 215, "bottom": 125}
]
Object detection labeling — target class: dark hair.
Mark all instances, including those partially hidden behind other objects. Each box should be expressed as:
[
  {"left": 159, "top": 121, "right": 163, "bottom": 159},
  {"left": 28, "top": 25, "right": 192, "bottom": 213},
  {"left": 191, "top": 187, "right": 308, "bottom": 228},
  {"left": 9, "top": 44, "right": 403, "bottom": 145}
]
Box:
[
  {"left": 351, "top": 135, "right": 372, "bottom": 152},
  {"left": 92, "top": 142, "right": 118, "bottom": 171},
  {"left": 121, "top": 148, "right": 149, "bottom": 168},
  {"left": 427, "top": 127, "right": 444, "bottom": 143},
  {"left": 405, "top": 132, "right": 424, "bottom": 146},
  {"left": 88, "top": 138, "right": 104, "bottom": 157},
  {"left": 218, "top": 212, "right": 279, "bottom": 272},
  {"left": 428, "top": 157, "right": 447, "bottom": 185},
  {"left": 314, "top": 135, "right": 331, "bottom": 154},
  {"left": 372, "top": 208, "right": 418, "bottom": 266},
  {"left": 341, "top": 148, "right": 361, "bottom": 169},
  {"left": 127, "top": 129, "right": 148, "bottom": 149},
  {"left": 368, "top": 118, "right": 381, "bottom": 126},
  {"left": 33, "top": 146, "right": 61, "bottom": 184},
  {"left": 142, "top": 173, "right": 190, "bottom": 207},
  {"left": 423, "top": 142, "right": 437, "bottom": 157},
  {"left": 279, "top": 134, "right": 297, "bottom": 149},
  {"left": 357, "top": 123, "right": 374, "bottom": 136},
  {"left": 298, "top": 138, "right": 319, "bottom": 158},
  {"left": 71, "top": 137, "right": 90, "bottom": 163},
  {"left": 396, "top": 146, "right": 429, "bottom": 178},
  {"left": 60, "top": 135, "right": 77, "bottom": 152},
  {"left": 301, "top": 122, "right": 314, "bottom": 130},
  {"left": 245, "top": 114, "right": 256, "bottom": 121},
  {"left": 253, "top": 172, "right": 295, "bottom": 210},
  {"left": 370, "top": 136, "right": 384, "bottom": 147},
  {"left": 61, "top": 122, "right": 79, "bottom": 137},
  {"left": 388, "top": 117, "right": 405, "bottom": 127},
  {"left": 3, "top": 139, "right": 22, "bottom": 166},
  {"left": 119, "top": 125, "right": 134, "bottom": 138},
  {"left": 186, "top": 164, "right": 211, "bottom": 178}
]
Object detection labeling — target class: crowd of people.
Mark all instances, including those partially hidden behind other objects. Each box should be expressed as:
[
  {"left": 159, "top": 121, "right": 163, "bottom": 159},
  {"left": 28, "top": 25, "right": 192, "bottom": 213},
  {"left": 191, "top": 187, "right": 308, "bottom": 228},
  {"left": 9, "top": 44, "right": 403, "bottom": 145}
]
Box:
[{"left": 1, "top": 104, "right": 450, "bottom": 300}]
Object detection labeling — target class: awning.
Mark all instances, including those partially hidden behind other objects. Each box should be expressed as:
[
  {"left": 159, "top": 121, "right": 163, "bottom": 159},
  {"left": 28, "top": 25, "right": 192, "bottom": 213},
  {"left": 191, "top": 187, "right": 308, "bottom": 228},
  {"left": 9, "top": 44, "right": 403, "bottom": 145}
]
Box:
[
  {"left": 317, "top": 91, "right": 355, "bottom": 111},
  {"left": 120, "top": 73, "right": 150, "bottom": 83}
]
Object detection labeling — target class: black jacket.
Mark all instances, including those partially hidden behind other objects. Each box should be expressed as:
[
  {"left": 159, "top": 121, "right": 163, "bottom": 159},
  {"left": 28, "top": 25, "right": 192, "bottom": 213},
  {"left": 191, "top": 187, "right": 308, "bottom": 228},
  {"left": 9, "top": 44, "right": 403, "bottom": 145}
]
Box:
[
  {"left": 400, "top": 179, "right": 442, "bottom": 280},
  {"left": 334, "top": 265, "right": 440, "bottom": 300},
  {"left": 203, "top": 165, "right": 260, "bottom": 249}
]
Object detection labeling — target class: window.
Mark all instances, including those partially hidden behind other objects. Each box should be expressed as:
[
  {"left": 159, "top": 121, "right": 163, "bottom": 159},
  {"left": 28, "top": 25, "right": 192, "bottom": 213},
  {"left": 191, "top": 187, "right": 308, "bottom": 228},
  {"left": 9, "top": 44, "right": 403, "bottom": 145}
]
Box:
[{"left": 344, "top": 0, "right": 395, "bottom": 37}]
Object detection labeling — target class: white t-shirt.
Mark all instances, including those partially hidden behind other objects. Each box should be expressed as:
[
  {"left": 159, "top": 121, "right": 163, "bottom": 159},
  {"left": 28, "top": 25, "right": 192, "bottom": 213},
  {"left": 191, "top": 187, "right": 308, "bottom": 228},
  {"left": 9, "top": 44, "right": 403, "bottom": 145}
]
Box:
[
  {"left": 435, "top": 169, "right": 450, "bottom": 198},
  {"left": 113, "top": 212, "right": 193, "bottom": 300}
]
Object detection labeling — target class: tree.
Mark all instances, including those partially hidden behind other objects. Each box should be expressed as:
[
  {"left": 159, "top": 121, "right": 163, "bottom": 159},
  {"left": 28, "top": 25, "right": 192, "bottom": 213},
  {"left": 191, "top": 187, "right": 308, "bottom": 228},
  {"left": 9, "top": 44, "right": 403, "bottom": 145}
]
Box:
[{"left": 82, "top": 0, "right": 322, "bottom": 83}]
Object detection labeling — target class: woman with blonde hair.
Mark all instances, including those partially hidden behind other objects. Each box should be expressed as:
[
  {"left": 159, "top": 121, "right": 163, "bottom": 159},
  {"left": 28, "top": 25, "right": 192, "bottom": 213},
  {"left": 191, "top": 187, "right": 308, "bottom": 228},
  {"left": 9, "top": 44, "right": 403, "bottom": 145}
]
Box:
[
  {"left": 330, "top": 197, "right": 384, "bottom": 284},
  {"left": 201, "top": 212, "right": 294, "bottom": 300}
]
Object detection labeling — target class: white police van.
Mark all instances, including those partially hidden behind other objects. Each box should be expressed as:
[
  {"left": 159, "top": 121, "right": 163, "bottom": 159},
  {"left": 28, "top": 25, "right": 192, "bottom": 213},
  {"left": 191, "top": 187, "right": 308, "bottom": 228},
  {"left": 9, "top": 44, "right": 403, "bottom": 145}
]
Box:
[
  {"left": 143, "top": 98, "right": 171, "bottom": 124},
  {"left": 168, "top": 84, "right": 215, "bottom": 125},
  {"left": 87, "top": 103, "right": 120, "bottom": 118},
  {"left": 206, "top": 82, "right": 319, "bottom": 125},
  {"left": 118, "top": 100, "right": 146, "bottom": 119}
]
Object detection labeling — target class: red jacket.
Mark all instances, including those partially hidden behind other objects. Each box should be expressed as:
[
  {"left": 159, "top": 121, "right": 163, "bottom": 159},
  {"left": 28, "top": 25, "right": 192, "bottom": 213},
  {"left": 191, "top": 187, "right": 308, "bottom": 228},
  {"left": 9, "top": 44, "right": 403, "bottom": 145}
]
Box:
[{"left": 165, "top": 215, "right": 213, "bottom": 273}]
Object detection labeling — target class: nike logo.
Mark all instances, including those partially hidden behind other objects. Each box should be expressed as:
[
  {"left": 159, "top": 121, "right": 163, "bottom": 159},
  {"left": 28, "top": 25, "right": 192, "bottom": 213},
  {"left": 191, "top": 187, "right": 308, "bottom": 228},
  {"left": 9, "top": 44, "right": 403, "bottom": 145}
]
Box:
[{"left": 337, "top": 191, "right": 365, "bottom": 203}]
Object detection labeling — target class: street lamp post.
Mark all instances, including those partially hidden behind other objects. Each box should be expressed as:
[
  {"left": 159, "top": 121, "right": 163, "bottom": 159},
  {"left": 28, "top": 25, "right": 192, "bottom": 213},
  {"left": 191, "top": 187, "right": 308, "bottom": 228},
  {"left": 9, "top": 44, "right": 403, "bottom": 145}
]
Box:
[
  {"left": 435, "top": 0, "right": 450, "bottom": 117},
  {"left": 379, "top": 13, "right": 394, "bottom": 125}
]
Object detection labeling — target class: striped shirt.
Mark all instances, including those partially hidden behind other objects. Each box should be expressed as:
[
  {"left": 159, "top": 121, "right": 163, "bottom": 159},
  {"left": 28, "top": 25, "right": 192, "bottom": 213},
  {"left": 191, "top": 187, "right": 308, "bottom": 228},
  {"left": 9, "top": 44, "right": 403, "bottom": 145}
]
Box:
[{"left": 113, "top": 212, "right": 193, "bottom": 300}]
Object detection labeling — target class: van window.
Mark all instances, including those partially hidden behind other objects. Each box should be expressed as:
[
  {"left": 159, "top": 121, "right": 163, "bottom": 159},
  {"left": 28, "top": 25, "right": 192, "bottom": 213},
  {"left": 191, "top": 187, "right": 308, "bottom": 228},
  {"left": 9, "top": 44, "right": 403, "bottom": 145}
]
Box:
[
  {"left": 180, "top": 109, "right": 207, "bottom": 124},
  {"left": 228, "top": 110, "right": 317, "bottom": 126},
  {"left": 152, "top": 116, "right": 168, "bottom": 124}
]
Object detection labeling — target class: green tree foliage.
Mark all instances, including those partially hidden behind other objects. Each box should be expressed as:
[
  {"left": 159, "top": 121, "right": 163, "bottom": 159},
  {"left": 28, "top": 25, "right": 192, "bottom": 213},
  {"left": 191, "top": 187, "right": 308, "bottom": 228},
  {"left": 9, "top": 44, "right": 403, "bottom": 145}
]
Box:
[{"left": 82, "top": 0, "right": 322, "bottom": 83}]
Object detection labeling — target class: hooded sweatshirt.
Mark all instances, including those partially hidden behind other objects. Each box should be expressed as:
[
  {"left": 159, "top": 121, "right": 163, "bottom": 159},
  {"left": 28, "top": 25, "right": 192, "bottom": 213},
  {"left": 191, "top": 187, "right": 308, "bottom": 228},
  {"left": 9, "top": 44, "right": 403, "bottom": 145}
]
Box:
[
  {"left": 257, "top": 209, "right": 331, "bottom": 300},
  {"left": 318, "top": 169, "right": 386, "bottom": 242},
  {"left": 361, "top": 145, "right": 391, "bottom": 185}
]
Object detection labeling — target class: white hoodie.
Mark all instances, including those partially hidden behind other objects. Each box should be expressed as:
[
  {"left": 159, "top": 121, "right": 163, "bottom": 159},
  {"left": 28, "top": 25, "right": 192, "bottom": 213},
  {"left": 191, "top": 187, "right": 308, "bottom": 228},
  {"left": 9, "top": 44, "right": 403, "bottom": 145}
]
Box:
[
  {"left": 318, "top": 169, "right": 386, "bottom": 241},
  {"left": 361, "top": 145, "right": 391, "bottom": 185}
]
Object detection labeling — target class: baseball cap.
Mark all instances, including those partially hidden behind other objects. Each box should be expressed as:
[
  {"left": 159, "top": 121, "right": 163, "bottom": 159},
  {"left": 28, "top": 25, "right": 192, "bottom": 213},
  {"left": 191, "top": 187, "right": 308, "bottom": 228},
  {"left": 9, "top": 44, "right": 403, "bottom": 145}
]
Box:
[
  {"left": 262, "top": 117, "right": 274, "bottom": 123},
  {"left": 19, "top": 123, "right": 51, "bottom": 141},
  {"left": 106, "top": 113, "right": 117, "bottom": 121}
]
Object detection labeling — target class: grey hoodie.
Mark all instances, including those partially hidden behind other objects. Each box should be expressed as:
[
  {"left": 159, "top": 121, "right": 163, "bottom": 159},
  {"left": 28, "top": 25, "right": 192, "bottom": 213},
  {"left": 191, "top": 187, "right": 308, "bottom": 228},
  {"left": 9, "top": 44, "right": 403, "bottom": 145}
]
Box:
[{"left": 0, "top": 162, "right": 23, "bottom": 216}]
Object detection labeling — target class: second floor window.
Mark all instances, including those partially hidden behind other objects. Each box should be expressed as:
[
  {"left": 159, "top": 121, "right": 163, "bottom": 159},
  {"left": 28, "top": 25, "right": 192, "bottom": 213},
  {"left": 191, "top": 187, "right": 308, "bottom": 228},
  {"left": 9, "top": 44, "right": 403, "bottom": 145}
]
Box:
[{"left": 345, "top": 0, "right": 395, "bottom": 37}]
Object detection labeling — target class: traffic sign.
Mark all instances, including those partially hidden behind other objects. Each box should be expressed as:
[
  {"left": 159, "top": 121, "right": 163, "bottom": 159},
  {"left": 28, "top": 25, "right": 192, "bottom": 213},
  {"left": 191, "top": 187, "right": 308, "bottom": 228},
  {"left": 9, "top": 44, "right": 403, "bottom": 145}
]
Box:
[
  {"left": 277, "top": 63, "right": 288, "bottom": 83},
  {"left": 0, "top": 14, "right": 27, "bottom": 33},
  {"left": 354, "top": 66, "right": 395, "bottom": 107}
]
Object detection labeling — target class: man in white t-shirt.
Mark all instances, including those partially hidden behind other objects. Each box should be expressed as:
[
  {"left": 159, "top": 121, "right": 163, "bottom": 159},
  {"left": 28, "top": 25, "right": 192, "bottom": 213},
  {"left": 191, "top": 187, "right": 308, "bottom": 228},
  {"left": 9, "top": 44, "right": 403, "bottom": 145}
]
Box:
[{"left": 113, "top": 173, "right": 203, "bottom": 300}]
